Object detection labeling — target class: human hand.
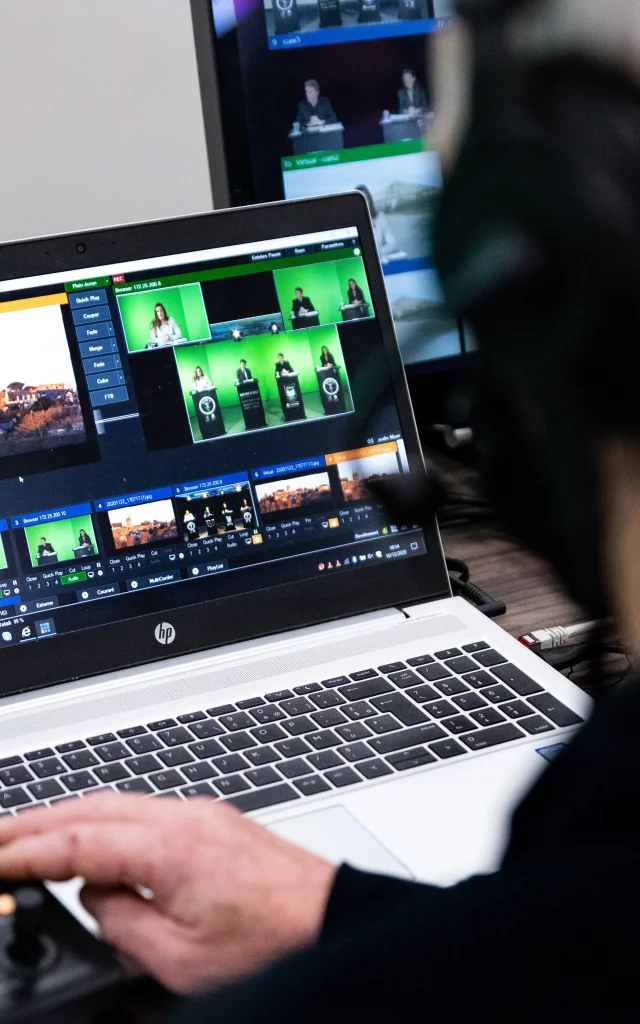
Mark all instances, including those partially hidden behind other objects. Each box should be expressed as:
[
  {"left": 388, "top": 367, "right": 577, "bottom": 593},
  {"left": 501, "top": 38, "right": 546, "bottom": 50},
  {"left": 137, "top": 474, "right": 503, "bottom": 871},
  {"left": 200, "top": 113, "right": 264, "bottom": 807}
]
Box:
[{"left": 0, "top": 794, "right": 336, "bottom": 994}]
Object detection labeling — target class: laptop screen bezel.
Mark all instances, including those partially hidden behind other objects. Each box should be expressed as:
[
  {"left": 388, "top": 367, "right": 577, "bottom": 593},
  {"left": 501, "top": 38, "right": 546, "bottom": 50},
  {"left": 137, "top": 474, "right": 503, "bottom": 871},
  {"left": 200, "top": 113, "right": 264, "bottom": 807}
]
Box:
[{"left": 0, "top": 193, "right": 450, "bottom": 695}]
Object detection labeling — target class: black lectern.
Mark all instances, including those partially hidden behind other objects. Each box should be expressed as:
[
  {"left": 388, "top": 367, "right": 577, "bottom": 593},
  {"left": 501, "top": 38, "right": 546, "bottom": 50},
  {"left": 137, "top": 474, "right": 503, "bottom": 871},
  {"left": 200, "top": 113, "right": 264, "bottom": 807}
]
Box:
[
  {"left": 73, "top": 543, "right": 95, "bottom": 559},
  {"left": 276, "top": 373, "right": 306, "bottom": 421},
  {"left": 358, "top": 0, "right": 381, "bottom": 22},
  {"left": 191, "top": 388, "right": 226, "bottom": 440},
  {"left": 318, "top": 0, "right": 342, "bottom": 27},
  {"left": 236, "top": 379, "right": 267, "bottom": 430},
  {"left": 36, "top": 551, "right": 58, "bottom": 567},
  {"left": 316, "top": 366, "right": 347, "bottom": 414},
  {"left": 272, "top": 0, "right": 301, "bottom": 33},
  {"left": 290, "top": 310, "right": 320, "bottom": 330},
  {"left": 398, "top": 0, "right": 422, "bottom": 18},
  {"left": 340, "top": 302, "right": 370, "bottom": 321}
]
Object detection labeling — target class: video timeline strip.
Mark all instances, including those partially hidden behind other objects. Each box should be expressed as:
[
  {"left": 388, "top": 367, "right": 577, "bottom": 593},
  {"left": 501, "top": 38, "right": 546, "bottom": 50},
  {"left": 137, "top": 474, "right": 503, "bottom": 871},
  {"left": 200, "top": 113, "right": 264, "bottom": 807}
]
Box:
[{"left": 3, "top": 439, "right": 404, "bottom": 578}]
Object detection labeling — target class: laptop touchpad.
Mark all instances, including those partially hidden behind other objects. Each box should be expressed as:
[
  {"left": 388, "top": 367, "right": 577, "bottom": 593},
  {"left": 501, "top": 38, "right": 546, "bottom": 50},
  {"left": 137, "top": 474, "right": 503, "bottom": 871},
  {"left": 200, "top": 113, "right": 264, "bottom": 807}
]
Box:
[{"left": 269, "top": 806, "right": 414, "bottom": 880}]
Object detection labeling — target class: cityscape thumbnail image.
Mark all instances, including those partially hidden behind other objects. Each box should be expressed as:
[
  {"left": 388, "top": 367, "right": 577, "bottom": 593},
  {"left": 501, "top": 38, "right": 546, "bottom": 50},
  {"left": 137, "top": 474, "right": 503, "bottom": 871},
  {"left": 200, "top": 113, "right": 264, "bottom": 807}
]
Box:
[
  {"left": 108, "top": 499, "right": 178, "bottom": 550},
  {"left": 255, "top": 471, "right": 333, "bottom": 519},
  {"left": 209, "top": 313, "right": 285, "bottom": 344},
  {"left": 338, "top": 450, "right": 400, "bottom": 501},
  {"left": 0, "top": 304, "right": 87, "bottom": 458}
]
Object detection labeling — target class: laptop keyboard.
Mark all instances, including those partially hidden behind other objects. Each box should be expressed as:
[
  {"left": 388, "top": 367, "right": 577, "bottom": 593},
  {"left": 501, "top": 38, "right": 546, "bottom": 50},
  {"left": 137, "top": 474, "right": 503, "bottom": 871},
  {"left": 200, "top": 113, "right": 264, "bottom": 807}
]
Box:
[{"left": 0, "top": 642, "right": 584, "bottom": 816}]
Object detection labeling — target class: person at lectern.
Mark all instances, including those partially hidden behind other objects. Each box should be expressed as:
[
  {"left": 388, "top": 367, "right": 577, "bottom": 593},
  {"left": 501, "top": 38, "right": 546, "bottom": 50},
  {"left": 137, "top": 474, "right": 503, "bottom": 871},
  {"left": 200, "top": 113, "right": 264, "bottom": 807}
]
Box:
[
  {"left": 77, "top": 529, "right": 93, "bottom": 548},
  {"left": 236, "top": 360, "right": 253, "bottom": 383},
  {"left": 292, "top": 288, "right": 315, "bottom": 317},
  {"left": 275, "top": 353, "right": 294, "bottom": 376},
  {"left": 269, "top": 322, "right": 280, "bottom": 335},
  {"left": 346, "top": 278, "right": 365, "bottom": 305},
  {"left": 319, "top": 345, "right": 335, "bottom": 367},
  {"left": 37, "top": 537, "right": 55, "bottom": 557},
  {"left": 397, "top": 69, "right": 428, "bottom": 116},
  {"left": 193, "top": 366, "right": 213, "bottom": 392},
  {"left": 149, "top": 302, "right": 184, "bottom": 345},
  {"left": 296, "top": 79, "right": 338, "bottom": 130}
]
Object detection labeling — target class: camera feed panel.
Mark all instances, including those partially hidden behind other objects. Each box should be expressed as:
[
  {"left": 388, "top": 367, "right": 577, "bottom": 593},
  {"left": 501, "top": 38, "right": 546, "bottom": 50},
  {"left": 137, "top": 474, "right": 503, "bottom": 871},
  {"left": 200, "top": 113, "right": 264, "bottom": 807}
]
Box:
[
  {"left": 119, "top": 249, "right": 369, "bottom": 451},
  {"left": 265, "top": 0, "right": 445, "bottom": 50}
]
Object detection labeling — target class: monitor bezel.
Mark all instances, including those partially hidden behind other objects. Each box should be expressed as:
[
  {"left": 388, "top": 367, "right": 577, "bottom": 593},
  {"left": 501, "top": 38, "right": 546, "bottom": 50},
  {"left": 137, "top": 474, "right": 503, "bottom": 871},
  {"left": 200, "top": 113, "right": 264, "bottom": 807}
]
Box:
[{"left": 0, "top": 194, "right": 450, "bottom": 698}]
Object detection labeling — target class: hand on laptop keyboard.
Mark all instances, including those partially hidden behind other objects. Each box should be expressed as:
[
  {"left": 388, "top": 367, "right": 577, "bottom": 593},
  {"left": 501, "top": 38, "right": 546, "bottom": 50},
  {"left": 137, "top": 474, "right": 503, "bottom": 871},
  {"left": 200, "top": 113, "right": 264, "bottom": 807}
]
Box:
[{"left": 0, "top": 793, "right": 336, "bottom": 994}]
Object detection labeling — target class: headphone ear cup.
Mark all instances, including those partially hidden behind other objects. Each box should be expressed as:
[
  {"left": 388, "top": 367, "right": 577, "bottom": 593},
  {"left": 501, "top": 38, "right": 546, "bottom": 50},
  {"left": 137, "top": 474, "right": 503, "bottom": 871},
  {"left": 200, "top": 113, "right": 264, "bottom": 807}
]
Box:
[{"left": 435, "top": 56, "right": 640, "bottom": 343}]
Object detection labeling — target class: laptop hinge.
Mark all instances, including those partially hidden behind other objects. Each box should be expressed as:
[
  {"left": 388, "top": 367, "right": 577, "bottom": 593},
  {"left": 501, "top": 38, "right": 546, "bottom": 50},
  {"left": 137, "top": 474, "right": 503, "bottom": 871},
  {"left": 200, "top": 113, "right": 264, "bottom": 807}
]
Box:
[
  {"left": 0, "top": 607, "right": 407, "bottom": 718},
  {"left": 400, "top": 596, "right": 466, "bottom": 620}
]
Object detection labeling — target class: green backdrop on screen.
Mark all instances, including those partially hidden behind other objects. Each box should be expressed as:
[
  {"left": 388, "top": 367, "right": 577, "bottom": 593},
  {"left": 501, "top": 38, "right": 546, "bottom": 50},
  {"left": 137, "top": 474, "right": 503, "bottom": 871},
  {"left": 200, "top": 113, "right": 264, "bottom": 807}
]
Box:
[
  {"left": 24, "top": 514, "right": 96, "bottom": 568},
  {"left": 117, "top": 284, "right": 210, "bottom": 353},
  {"left": 274, "top": 261, "right": 342, "bottom": 327},
  {"left": 337, "top": 257, "right": 373, "bottom": 309},
  {"left": 0, "top": 536, "right": 7, "bottom": 573},
  {"left": 174, "top": 325, "right": 351, "bottom": 416},
  {"left": 273, "top": 254, "right": 370, "bottom": 327}
]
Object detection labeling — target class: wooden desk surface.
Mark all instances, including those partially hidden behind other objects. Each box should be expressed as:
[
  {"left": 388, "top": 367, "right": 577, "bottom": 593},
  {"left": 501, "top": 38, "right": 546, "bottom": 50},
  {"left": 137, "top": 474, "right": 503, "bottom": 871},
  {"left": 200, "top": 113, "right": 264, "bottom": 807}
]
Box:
[
  {"left": 428, "top": 448, "right": 632, "bottom": 690},
  {"left": 427, "top": 447, "right": 582, "bottom": 639},
  {"left": 441, "top": 520, "right": 583, "bottom": 641}
]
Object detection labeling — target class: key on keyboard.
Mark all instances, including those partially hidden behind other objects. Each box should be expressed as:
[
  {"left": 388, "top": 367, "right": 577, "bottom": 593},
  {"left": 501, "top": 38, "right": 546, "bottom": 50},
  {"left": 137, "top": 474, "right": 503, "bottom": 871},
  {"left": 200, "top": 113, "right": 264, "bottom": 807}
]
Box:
[{"left": 2, "top": 643, "right": 575, "bottom": 815}]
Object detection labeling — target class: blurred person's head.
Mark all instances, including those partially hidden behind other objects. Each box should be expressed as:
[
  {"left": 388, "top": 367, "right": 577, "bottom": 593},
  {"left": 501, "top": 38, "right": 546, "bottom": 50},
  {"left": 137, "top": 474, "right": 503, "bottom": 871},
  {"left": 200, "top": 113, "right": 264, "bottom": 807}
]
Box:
[
  {"left": 432, "top": 0, "right": 640, "bottom": 639},
  {"left": 304, "top": 79, "right": 320, "bottom": 105},
  {"left": 402, "top": 69, "right": 417, "bottom": 90}
]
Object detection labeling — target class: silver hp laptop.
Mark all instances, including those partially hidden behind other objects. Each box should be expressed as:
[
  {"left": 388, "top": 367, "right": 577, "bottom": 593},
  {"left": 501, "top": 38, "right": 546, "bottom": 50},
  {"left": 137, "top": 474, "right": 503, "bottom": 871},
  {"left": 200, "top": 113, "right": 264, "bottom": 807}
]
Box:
[{"left": 0, "top": 194, "right": 590, "bottom": 915}]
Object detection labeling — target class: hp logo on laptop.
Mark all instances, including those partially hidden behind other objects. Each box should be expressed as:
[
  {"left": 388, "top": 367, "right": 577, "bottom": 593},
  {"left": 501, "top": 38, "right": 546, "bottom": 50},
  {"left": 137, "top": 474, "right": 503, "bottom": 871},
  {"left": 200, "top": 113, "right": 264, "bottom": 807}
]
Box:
[{"left": 154, "top": 622, "right": 176, "bottom": 645}]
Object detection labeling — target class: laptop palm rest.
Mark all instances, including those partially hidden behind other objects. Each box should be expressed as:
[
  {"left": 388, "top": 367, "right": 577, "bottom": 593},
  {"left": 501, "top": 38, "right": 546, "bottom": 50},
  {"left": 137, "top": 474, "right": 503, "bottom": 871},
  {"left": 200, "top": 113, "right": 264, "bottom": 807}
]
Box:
[{"left": 269, "top": 806, "right": 414, "bottom": 880}]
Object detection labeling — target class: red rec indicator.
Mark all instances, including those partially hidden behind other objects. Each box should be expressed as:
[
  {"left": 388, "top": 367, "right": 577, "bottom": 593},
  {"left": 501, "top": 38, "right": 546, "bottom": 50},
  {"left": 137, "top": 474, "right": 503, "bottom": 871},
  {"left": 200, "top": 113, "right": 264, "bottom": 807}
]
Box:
[{"left": 112, "top": 274, "right": 126, "bottom": 284}]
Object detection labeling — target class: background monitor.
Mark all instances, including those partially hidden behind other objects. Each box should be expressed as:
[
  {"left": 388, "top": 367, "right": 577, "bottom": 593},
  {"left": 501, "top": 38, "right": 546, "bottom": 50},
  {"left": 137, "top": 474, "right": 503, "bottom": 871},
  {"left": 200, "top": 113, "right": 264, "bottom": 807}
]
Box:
[
  {"left": 0, "top": 0, "right": 229, "bottom": 242},
  {"left": 198, "top": 0, "right": 468, "bottom": 379}
]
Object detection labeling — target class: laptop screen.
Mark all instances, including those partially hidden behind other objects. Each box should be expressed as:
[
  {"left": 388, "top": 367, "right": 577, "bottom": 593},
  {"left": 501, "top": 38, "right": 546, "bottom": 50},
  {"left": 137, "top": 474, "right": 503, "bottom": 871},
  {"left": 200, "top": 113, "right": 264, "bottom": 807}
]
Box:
[{"left": 0, "top": 219, "right": 429, "bottom": 666}]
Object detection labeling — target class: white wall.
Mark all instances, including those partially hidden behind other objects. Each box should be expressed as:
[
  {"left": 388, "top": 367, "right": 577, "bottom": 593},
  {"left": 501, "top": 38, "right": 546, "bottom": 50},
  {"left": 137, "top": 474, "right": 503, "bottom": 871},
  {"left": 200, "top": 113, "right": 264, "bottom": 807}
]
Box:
[{"left": 0, "top": 0, "right": 215, "bottom": 242}]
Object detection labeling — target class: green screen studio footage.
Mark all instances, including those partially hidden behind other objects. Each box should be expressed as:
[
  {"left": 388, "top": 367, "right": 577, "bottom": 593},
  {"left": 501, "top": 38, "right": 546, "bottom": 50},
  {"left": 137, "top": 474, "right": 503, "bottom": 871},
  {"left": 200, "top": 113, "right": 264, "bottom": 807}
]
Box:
[
  {"left": 118, "top": 284, "right": 210, "bottom": 352},
  {"left": 274, "top": 257, "right": 372, "bottom": 328},
  {"left": 176, "top": 324, "right": 354, "bottom": 442},
  {"left": 24, "top": 514, "right": 96, "bottom": 569}
]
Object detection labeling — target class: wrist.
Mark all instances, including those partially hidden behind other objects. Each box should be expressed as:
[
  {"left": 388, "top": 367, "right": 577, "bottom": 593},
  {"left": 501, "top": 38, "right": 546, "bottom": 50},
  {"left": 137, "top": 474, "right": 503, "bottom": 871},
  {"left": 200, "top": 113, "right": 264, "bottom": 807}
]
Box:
[{"left": 275, "top": 853, "right": 338, "bottom": 957}]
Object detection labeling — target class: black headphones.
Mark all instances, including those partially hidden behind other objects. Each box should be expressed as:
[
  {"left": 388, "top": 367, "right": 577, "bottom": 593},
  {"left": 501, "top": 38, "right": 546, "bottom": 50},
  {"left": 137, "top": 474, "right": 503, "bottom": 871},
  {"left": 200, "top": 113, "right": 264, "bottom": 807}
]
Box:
[{"left": 433, "top": 0, "right": 640, "bottom": 616}]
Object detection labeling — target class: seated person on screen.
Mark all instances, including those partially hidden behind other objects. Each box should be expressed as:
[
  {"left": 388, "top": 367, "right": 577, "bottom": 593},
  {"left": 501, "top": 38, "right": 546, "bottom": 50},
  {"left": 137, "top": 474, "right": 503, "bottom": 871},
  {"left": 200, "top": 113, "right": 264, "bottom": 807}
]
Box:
[
  {"left": 236, "top": 360, "right": 253, "bottom": 383},
  {"left": 319, "top": 345, "right": 335, "bottom": 368},
  {"left": 346, "top": 278, "right": 365, "bottom": 305},
  {"left": 36, "top": 537, "right": 55, "bottom": 558},
  {"left": 356, "top": 184, "right": 402, "bottom": 260},
  {"left": 77, "top": 528, "right": 93, "bottom": 549},
  {"left": 296, "top": 79, "right": 338, "bottom": 130},
  {"left": 292, "top": 288, "right": 315, "bottom": 317},
  {"left": 192, "top": 366, "right": 212, "bottom": 392},
  {"left": 149, "top": 302, "right": 184, "bottom": 345},
  {"left": 275, "top": 353, "right": 294, "bottom": 376},
  {"left": 397, "top": 68, "right": 428, "bottom": 116}
]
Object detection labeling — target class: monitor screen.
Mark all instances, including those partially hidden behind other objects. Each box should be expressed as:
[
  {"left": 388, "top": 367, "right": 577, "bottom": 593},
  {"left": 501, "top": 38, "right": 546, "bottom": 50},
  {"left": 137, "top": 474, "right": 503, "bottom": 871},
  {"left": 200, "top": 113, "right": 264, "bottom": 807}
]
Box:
[
  {"left": 0, "top": 222, "right": 427, "bottom": 661},
  {"left": 208, "top": 0, "right": 464, "bottom": 369}
]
